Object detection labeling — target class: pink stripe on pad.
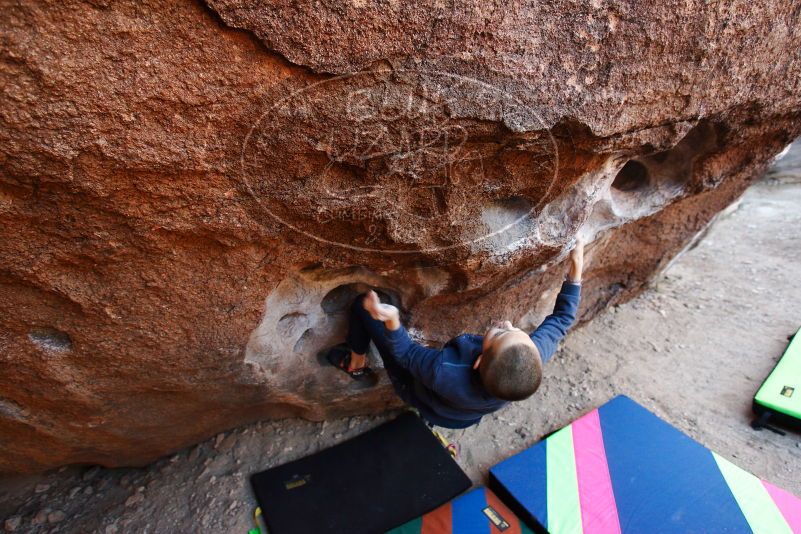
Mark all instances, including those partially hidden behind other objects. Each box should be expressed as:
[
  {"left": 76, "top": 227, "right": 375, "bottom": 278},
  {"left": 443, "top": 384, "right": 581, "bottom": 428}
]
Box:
[
  {"left": 763, "top": 480, "right": 801, "bottom": 533},
  {"left": 572, "top": 409, "right": 622, "bottom": 534}
]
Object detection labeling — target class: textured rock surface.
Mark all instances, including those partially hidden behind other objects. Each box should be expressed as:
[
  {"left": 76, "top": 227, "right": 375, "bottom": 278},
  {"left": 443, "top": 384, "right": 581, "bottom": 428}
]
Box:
[{"left": 0, "top": 0, "right": 799, "bottom": 473}]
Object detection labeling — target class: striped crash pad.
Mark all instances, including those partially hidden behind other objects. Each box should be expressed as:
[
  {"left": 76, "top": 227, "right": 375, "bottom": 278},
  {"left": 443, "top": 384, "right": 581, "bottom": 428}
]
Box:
[
  {"left": 489, "top": 395, "right": 801, "bottom": 534},
  {"left": 387, "top": 486, "right": 534, "bottom": 534}
]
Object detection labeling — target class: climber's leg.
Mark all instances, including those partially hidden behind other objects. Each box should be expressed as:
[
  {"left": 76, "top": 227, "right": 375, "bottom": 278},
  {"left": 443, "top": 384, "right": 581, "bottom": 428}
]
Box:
[{"left": 346, "top": 294, "right": 417, "bottom": 398}]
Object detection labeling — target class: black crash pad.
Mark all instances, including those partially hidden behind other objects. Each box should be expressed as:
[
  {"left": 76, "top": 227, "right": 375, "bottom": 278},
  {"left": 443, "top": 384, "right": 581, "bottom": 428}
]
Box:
[{"left": 250, "top": 412, "right": 471, "bottom": 534}]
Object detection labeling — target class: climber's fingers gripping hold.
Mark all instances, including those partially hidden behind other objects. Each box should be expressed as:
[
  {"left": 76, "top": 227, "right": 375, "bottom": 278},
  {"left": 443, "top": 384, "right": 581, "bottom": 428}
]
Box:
[
  {"left": 363, "top": 290, "right": 400, "bottom": 323},
  {"left": 568, "top": 238, "right": 584, "bottom": 283}
]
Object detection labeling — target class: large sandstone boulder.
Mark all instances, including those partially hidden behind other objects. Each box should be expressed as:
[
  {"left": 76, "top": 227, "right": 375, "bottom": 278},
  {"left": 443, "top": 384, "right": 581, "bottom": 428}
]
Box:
[{"left": 1, "top": 0, "right": 799, "bottom": 473}]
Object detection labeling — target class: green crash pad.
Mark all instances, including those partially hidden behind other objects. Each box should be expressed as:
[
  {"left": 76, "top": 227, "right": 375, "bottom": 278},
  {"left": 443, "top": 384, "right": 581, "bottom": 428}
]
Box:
[{"left": 754, "top": 328, "right": 801, "bottom": 426}]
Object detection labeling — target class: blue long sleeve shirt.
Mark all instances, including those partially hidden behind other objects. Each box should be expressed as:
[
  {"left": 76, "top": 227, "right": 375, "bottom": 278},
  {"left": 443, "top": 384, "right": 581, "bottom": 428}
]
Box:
[{"left": 383, "top": 281, "right": 581, "bottom": 427}]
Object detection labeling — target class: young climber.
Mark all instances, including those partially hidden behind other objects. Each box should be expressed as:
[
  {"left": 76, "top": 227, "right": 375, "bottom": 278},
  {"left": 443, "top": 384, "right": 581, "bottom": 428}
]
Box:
[{"left": 325, "top": 240, "right": 584, "bottom": 429}]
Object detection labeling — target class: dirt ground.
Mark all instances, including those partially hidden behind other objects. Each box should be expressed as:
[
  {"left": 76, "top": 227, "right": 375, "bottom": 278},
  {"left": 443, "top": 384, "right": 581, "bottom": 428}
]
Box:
[{"left": 2, "top": 141, "right": 800, "bottom": 533}]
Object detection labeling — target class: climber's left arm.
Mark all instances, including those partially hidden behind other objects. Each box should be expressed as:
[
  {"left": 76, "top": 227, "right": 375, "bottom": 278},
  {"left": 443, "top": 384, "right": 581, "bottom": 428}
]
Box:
[{"left": 529, "top": 240, "right": 584, "bottom": 363}]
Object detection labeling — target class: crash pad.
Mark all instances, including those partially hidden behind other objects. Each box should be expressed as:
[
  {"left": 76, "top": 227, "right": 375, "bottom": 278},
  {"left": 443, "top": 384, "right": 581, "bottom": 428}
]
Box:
[
  {"left": 251, "top": 412, "right": 471, "bottom": 534},
  {"left": 754, "top": 327, "right": 801, "bottom": 429},
  {"left": 489, "top": 395, "right": 801, "bottom": 534},
  {"left": 386, "top": 486, "right": 536, "bottom": 534}
]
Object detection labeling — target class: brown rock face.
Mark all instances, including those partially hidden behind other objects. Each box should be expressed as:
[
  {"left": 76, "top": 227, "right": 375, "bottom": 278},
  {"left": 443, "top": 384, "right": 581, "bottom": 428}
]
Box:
[{"left": 1, "top": 0, "right": 799, "bottom": 473}]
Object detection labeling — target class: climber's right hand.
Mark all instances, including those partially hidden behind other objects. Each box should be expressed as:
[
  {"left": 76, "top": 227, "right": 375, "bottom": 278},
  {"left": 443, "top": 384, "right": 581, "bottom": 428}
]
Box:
[{"left": 363, "top": 290, "right": 401, "bottom": 329}]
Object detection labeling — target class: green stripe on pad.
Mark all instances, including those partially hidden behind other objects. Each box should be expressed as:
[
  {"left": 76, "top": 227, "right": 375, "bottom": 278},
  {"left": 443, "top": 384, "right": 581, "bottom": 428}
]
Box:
[
  {"left": 712, "top": 452, "right": 792, "bottom": 534},
  {"left": 546, "top": 425, "right": 583, "bottom": 534},
  {"left": 385, "top": 515, "right": 422, "bottom": 534}
]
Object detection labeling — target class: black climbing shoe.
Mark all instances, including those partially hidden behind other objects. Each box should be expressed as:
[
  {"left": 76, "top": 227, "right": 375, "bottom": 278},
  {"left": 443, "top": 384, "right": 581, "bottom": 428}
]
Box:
[{"left": 322, "top": 344, "right": 379, "bottom": 386}]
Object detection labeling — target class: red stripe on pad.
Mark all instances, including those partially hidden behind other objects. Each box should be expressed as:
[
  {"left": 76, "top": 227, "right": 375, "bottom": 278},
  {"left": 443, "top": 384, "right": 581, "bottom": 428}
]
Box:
[
  {"left": 421, "top": 499, "right": 452, "bottom": 534},
  {"left": 763, "top": 480, "right": 801, "bottom": 533},
  {"left": 572, "top": 409, "right": 622, "bottom": 534}
]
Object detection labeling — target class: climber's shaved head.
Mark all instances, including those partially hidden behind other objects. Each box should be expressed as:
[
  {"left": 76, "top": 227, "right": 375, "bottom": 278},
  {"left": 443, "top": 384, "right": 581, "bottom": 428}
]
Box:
[{"left": 474, "top": 321, "right": 543, "bottom": 401}]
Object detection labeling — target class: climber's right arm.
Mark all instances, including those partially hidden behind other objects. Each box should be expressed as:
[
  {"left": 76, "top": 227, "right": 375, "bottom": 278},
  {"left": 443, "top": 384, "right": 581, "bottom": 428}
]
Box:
[{"left": 363, "top": 290, "right": 442, "bottom": 388}]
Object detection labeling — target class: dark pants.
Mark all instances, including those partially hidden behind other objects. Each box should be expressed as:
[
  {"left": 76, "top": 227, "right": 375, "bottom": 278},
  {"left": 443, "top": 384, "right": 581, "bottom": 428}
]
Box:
[
  {"left": 346, "top": 294, "right": 417, "bottom": 407},
  {"left": 346, "top": 294, "right": 477, "bottom": 429}
]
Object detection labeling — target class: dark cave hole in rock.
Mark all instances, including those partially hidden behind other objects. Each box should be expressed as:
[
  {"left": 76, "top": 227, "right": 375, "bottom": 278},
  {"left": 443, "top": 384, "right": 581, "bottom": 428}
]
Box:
[
  {"left": 28, "top": 327, "right": 72, "bottom": 352},
  {"left": 494, "top": 195, "right": 533, "bottom": 214},
  {"left": 321, "top": 282, "right": 402, "bottom": 315},
  {"left": 608, "top": 121, "right": 722, "bottom": 220},
  {"left": 300, "top": 262, "right": 323, "bottom": 272},
  {"left": 612, "top": 160, "right": 649, "bottom": 192},
  {"left": 649, "top": 150, "right": 671, "bottom": 164},
  {"left": 293, "top": 328, "right": 314, "bottom": 353},
  {"left": 321, "top": 283, "right": 370, "bottom": 314},
  {"left": 277, "top": 312, "right": 309, "bottom": 338}
]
